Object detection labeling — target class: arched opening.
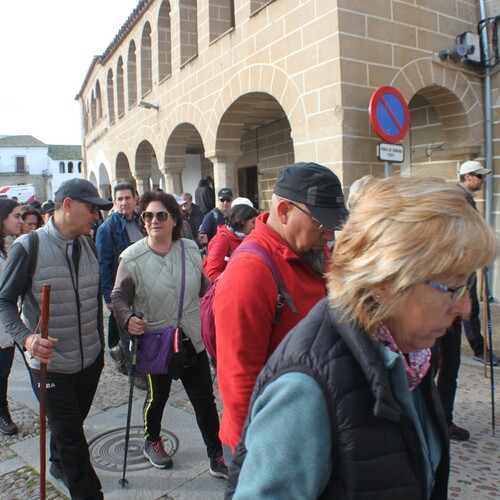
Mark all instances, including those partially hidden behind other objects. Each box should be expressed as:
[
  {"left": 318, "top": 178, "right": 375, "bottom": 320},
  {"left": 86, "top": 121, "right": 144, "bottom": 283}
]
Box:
[
  {"left": 158, "top": 0, "right": 172, "bottom": 82},
  {"left": 141, "top": 22, "right": 153, "bottom": 96},
  {"left": 127, "top": 41, "right": 138, "bottom": 108},
  {"left": 165, "top": 123, "right": 211, "bottom": 196},
  {"left": 179, "top": 0, "right": 198, "bottom": 66},
  {"left": 216, "top": 92, "right": 293, "bottom": 209},
  {"left": 95, "top": 80, "right": 103, "bottom": 121},
  {"left": 107, "top": 69, "right": 115, "bottom": 124},
  {"left": 117, "top": 57, "right": 125, "bottom": 118}
]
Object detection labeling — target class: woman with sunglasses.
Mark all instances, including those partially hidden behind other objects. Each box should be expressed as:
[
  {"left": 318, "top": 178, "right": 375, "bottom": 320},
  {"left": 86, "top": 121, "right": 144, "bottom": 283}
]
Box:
[
  {"left": 0, "top": 199, "right": 23, "bottom": 434},
  {"left": 111, "top": 191, "right": 228, "bottom": 478},
  {"left": 203, "top": 203, "right": 258, "bottom": 281},
  {"left": 226, "top": 177, "right": 498, "bottom": 499}
]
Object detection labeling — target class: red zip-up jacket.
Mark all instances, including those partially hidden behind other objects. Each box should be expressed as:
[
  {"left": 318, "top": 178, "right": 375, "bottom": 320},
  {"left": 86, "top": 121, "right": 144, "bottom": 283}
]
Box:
[{"left": 214, "top": 213, "right": 328, "bottom": 450}]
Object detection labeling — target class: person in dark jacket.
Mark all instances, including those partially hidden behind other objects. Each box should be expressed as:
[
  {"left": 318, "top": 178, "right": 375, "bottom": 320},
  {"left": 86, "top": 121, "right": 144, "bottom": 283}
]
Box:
[
  {"left": 181, "top": 192, "right": 204, "bottom": 241},
  {"left": 95, "top": 182, "right": 145, "bottom": 384},
  {"left": 226, "top": 177, "right": 498, "bottom": 499},
  {"left": 195, "top": 175, "right": 215, "bottom": 214}
]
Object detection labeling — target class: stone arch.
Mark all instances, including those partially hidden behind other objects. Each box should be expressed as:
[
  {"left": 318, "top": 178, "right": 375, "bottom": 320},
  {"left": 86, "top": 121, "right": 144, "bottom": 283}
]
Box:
[
  {"left": 164, "top": 123, "right": 209, "bottom": 195},
  {"left": 115, "top": 152, "right": 133, "bottom": 184},
  {"left": 208, "top": 64, "right": 307, "bottom": 157},
  {"left": 135, "top": 139, "right": 158, "bottom": 180},
  {"left": 391, "top": 60, "right": 483, "bottom": 157}
]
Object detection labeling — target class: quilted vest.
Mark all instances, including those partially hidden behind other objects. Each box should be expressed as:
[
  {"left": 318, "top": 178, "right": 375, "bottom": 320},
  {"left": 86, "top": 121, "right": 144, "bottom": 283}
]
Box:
[
  {"left": 16, "top": 219, "right": 102, "bottom": 373},
  {"left": 119, "top": 238, "right": 205, "bottom": 353},
  {"left": 227, "top": 298, "right": 450, "bottom": 500}
]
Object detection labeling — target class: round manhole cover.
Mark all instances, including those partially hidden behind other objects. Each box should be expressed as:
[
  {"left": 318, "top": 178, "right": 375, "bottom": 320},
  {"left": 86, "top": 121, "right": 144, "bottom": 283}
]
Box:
[{"left": 88, "top": 426, "right": 179, "bottom": 471}]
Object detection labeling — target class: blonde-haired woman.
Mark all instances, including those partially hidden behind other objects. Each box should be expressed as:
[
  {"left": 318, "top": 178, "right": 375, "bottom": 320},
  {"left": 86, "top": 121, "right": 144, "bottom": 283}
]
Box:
[{"left": 226, "top": 177, "right": 499, "bottom": 499}]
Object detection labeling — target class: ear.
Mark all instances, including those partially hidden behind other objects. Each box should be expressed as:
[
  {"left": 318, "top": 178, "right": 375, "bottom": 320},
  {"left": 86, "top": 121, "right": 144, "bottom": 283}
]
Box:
[
  {"left": 276, "top": 199, "right": 291, "bottom": 224},
  {"left": 371, "top": 286, "right": 388, "bottom": 304},
  {"left": 62, "top": 197, "right": 73, "bottom": 213}
]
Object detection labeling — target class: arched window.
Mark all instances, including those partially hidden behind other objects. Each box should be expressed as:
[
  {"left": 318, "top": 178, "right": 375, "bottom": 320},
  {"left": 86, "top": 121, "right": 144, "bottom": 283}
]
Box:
[
  {"left": 78, "top": 162, "right": 82, "bottom": 173},
  {"left": 117, "top": 57, "right": 125, "bottom": 118},
  {"left": 158, "top": 1, "right": 172, "bottom": 81},
  {"left": 209, "top": 0, "right": 234, "bottom": 42},
  {"left": 141, "top": 22, "right": 152, "bottom": 96},
  {"left": 68, "top": 162, "right": 74, "bottom": 174},
  {"left": 95, "top": 80, "right": 103, "bottom": 120},
  {"left": 127, "top": 41, "right": 137, "bottom": 108},
  {"left": 59, "top": 161, "right": 65, "bottom": 174},
  {"left": 107, "top": 69, "right": 115, "bottom": 124},
  {"left": 179, "top": 0, "right": 198, "bottom": 65}
]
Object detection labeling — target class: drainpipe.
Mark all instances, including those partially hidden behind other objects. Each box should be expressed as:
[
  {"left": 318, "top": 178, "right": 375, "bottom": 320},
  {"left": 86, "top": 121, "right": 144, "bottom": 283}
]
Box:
[{"left": 479, "top": 0, "right": 493, "bottom": 224}]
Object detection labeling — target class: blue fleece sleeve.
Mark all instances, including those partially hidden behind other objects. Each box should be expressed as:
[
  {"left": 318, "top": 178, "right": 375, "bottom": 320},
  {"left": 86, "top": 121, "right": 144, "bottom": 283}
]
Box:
[
  {"left": 95, "top": 221, "right": 114, "bottom": 303},
  {"left": 234, "top": 372, "right": 332, "bottom": 499}
]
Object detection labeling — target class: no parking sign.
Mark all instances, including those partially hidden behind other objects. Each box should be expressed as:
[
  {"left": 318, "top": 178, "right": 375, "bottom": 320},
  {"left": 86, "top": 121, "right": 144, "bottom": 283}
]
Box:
[{"left": 369, "top": 86, "right": 410, "bottom": 144}]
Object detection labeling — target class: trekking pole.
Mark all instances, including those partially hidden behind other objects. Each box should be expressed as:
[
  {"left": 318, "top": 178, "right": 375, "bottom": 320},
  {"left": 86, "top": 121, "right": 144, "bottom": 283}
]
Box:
[
  {"left": 39, "top": 284, "right": 51, "bottom": 500},
  {"left": 119, "top": 312, "right": 143, "bottom": 487},
  {"left": 483, "top": 267, "right": 495, "bottom": 435}
]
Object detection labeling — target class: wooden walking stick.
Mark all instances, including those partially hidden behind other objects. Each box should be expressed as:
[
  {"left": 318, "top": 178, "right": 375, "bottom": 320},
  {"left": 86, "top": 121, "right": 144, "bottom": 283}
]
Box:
[{"left": 39, "top": 284, "right": 51, "bottom": 500}]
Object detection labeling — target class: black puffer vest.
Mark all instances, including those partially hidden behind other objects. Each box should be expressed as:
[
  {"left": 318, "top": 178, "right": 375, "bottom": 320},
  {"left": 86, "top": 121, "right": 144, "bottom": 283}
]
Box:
[{"left": 226, "top": 298, "right": 449, "bottom": 499}]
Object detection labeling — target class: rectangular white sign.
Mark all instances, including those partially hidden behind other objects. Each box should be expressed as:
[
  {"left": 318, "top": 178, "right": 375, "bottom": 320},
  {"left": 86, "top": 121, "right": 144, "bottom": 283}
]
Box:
[{"left": 377, "top": 143, "right": 404, "bottom": 163}]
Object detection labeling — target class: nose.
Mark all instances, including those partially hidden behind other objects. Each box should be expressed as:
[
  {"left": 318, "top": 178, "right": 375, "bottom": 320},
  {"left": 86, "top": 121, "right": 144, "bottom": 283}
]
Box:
[
  {"left": 322, "top": 229, "right": 335, "bottom": 242},
  {"left": 452, "top": 292, "right": 472, "bottom": 319}
]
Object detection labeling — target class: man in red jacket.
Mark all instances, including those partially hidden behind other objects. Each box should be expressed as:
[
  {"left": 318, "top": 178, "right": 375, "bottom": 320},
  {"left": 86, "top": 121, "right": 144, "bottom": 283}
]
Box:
[{"left": 214, "top": 162, "right": 348, "bottom": 464}]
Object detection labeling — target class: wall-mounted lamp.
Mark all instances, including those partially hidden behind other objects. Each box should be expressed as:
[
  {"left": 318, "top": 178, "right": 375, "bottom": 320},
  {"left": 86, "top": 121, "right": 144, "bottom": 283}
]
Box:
[{"left": 138, "top": 100, "right": 160, "bottom": 111}]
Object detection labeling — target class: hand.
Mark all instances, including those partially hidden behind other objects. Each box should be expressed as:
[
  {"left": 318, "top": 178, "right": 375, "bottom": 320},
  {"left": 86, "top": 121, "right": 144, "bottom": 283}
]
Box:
[
  {"left": 25, "top": 334, "right": 58, "bottom": 365},
  {"left": 128, "top": 315, "right": 147, "bottom": 336},
  {"left": 198, "top": 234, "right": 208, "bottom": 245},
  {"left": 106, "top": 303, "right": 114, "bottom": 311}
]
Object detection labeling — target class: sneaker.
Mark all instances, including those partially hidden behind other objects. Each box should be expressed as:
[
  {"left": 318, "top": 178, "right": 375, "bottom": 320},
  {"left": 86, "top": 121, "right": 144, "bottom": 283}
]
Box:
[
  {"left": 449, "top": 423, "right": 470, "bottom": 441},
  {"left": 473, "top": 351, "right": 499, "bottom": 366},
  {"left": 110, "top": 345, "right": 128, "bottom": 375},
  {"left": 0, "top": 407, "right": 18, "bottom": 435},
  {"left": 209, "top": 455, "right": 228, "bottom": 479},
  {"left": 134, "top": 374, "right": 148, "bottom": 391},
  {"left": 144, "top": 439, "right": 173, "bottom": 469},
  {"left": 49, "top": 461, "right": 68, "bottom": 487}
]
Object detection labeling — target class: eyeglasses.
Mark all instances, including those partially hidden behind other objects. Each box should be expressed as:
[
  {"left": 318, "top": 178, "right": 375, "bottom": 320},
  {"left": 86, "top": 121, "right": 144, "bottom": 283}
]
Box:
[
  {"left": 219, "top": 198, "right": 232, "bottom": 203},
  {"left": 424, "top": 280, "right": 469, "bottom": 301},
  {"left": 141, "top": 211, "right": 170, "bottom": 223},
  {"left": 472, "top": 173, "right": 484, "bottom": 180},
  {"left": 288, "top": 201, "right": 332, "bottom": 233},
  {"left": 75, "top": 199, "right": 99, "bottom": 214}
]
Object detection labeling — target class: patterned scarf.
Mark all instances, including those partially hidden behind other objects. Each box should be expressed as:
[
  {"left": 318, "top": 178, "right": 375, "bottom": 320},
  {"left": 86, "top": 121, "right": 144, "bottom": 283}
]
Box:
[{"left": 374, "top": 323, "right": 431, "bottom": 391}]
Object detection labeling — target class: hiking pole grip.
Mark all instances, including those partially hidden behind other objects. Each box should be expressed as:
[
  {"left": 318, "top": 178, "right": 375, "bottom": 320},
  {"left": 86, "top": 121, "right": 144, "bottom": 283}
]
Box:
[{"left": 39, "top": 284, "right": 51, "bottom": 500}]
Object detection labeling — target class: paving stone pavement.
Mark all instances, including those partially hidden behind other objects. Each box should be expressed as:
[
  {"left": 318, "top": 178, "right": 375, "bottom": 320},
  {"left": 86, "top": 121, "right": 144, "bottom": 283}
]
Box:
[{"left": 0, "top": 305, "right": 499, "bottom": 499}]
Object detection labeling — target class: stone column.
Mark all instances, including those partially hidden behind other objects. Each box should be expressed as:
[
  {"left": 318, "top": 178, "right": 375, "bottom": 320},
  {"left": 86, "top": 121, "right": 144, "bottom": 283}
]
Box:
[
  {"left": 99, "top": 183, "right": 111, "bottom": 201},
  {"left": 135, "top": 177, "right": 151, "bottom": 196},
  {"left": 160, "top": 163, "right": 184, "bottom": 194},
  {"left": 208, "top": 156, "right": 239, "bottom": 195}
]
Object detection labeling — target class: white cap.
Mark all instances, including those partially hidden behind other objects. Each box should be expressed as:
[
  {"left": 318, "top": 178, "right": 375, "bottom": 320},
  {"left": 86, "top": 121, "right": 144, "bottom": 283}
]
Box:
[
  {"left": 459, "top": 160, "right": 491, "bottom": 176},
  {"left": 173, "top": 193, "right": 186, "bottom": 206},
  {"left": 231, "top": 197, "right": 254, "bottom": 208}
]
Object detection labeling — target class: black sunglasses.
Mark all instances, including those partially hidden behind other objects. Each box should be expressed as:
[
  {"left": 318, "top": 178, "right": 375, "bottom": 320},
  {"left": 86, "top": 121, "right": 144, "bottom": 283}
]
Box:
[
  {"left": 473, "top": 173, "right": 484, "bottom": 180},
  {"left": 219, "top": 198, "right": 232, "bottom": 203},
  {"left": 141, "top": 211, "right": 170, "bottom": 223},
  {"left": 74, "top": 199, "right": 99, "bottom": 214}
]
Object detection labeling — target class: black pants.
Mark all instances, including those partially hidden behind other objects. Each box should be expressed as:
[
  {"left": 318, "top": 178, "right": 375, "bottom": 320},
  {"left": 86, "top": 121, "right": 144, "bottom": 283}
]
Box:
[
  {"left": 434, "top": 321, "right": 461, "bottom": 426},
  {"left": 463, "top": 273, "right": 485, "bottom": 356},
  {"left": 143, "top": 350, "right": 222, "bottom": 459},
  {"left": 31, "top": 353, "right": 104, "bottom": 500},
  {"left": 107, "top": 311, "right": 120, "bottom": 349},
  {"left": 0, "top": 345, "right": 14, "bottom": 408}
]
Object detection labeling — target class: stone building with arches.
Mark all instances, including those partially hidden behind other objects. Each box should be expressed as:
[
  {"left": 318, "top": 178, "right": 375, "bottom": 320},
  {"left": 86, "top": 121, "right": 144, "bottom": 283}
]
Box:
[{"left": 77, "top": 0, "right": 500, "bottom": 280}]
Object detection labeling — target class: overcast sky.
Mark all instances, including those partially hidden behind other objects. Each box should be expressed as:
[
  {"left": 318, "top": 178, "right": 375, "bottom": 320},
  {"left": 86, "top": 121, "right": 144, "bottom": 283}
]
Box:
[{"left": 0, "top": 0, "right": 140, "bottom": 145}]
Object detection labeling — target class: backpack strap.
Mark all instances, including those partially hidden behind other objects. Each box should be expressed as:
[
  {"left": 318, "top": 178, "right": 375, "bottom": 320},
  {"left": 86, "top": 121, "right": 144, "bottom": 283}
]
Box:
[
  {"left": 232, "top": 242, "right": 297, "bottom": 325},
  {"left": 21, "top": 230, "right": 39, "bottom": 306}
]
